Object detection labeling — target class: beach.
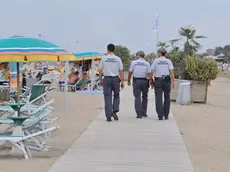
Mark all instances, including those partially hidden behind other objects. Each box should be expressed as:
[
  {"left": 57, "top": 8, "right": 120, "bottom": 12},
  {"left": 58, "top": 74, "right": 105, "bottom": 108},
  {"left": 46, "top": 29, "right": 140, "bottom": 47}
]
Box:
[
  {"left": 0, "top": 90, "right": 103, "bottom": 172},
  {"left": 0, "top": 77, "right": 230, "bottom": 171},
  {"left": 172, "top": 76, "right": 230, "bottom": 172}
]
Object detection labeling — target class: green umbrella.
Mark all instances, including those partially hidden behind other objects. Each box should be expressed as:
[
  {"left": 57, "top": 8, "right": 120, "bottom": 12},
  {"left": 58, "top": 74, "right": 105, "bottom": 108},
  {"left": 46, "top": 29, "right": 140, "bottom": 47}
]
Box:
[{"left": 0, "top": 36, "right": 75, "bottom": 116}]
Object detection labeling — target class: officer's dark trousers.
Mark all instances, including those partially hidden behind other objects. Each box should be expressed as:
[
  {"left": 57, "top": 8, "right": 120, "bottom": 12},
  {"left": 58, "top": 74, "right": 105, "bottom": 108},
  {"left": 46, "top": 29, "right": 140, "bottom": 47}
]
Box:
[
  {"left": 103, "top": 76, "right": 120, "bottom": 118},
  {"left": 154, "top": 78, "right": 171, "bottom": 119},
  {"left": 133, "top": 79, "right": 149, "bottom": 116}
]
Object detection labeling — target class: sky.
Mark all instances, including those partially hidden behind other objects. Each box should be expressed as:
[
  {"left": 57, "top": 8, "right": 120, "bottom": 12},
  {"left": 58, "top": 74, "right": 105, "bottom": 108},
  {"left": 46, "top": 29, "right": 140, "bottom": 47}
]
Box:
[{"left": 0, "top": 0, "right": 229, "bottom": 54}]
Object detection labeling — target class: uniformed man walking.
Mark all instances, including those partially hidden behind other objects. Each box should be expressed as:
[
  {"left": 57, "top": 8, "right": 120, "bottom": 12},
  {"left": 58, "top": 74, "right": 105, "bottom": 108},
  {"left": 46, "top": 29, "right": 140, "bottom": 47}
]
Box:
[
  {"left": 151, "top": 47, "right": 175, "bottom": 120},
  {"left": 98, "top": 44, "right": 124, "bottom": 122},
  {"left": 128, "top": 51, "right": 152, "bottom": 118}
]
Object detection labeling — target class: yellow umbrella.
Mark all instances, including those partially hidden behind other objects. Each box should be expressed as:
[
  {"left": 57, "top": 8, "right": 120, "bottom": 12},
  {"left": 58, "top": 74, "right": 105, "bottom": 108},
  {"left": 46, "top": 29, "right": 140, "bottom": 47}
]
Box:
[{"left": 0, "top": 36, "right": 75, "bottom": 115}]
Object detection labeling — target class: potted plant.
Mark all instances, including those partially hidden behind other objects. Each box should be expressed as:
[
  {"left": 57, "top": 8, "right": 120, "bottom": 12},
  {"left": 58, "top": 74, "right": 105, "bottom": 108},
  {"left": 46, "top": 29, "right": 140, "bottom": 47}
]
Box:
[
  {"left": 183, "top": 56, "right": 218, "bottom": 103},
  {"left": 170, "top": 55, "right": 218, "bottom": 103}
]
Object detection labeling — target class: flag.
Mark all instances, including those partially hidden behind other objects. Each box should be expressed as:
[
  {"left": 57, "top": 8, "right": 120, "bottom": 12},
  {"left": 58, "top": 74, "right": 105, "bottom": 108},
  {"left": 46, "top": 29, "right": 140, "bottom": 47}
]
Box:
[{"left": 153, "top": 13, "right": 159, "bottom": 31}]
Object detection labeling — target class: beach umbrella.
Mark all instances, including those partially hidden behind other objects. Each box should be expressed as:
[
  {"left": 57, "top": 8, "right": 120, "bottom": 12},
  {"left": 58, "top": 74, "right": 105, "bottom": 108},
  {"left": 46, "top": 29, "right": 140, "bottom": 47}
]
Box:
[
  {"left": 74, "top": 52, "right": 103, "bottom": 89},
  {"left": 73, "top": 52, "right": 103, "bottom": 61},
  {"left": 0, "top": 36, "right": 75, "bottom": 116},
  {"left": 74, "top": 52, "right": 104, "bottom": 94}
]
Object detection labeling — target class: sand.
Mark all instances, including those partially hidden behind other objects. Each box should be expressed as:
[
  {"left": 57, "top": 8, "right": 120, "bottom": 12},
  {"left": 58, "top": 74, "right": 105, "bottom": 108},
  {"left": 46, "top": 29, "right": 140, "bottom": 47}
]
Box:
[
  {"left": 0, "top": 76, "right": 230, "bottom": 172},
  {"left": 172, "top": 76, "right": 230, "bottom": 172},
  {"left": 0, "top": 90, "right": 103, "bottom": 172}
]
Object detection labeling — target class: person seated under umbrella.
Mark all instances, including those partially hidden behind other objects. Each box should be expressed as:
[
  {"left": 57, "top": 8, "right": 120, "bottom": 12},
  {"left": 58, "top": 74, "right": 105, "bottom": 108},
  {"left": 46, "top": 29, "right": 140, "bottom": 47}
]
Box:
[
  {"left": 59, "top": 71, "right": 65, "bottom": 85},
  {"left": 68, "top": 68, "right": 76, "bottom": 79},
  {"left": 68, "top": 71, "right": 79, "bottom": 85},
  {"left": 82, "top": 71, "right": 88, "bottom": 78}
]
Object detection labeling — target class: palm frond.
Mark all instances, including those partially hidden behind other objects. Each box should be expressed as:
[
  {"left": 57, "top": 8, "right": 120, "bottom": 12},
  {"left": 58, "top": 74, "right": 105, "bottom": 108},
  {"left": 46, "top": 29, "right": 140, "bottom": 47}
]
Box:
[
  {"left": 157, "top": 41, "right": 169, "bottom": 48},
  {"left": 169, "top": 38, "right": 181, "bottom": 45},
  {"left": 192, "top": 40, "right": 202, "bottom": 49},
  {"left": 179, "top": 26, "right": 193, "bottom": 37},
  {"left": 189, "top": 29, "right": 196, "bottom": 39},
  {"left": 179, "top": 27, "right": 188, "bottom": 37},
  {"left": 195, "top": 35, "right": 207, "bottom": 39}
]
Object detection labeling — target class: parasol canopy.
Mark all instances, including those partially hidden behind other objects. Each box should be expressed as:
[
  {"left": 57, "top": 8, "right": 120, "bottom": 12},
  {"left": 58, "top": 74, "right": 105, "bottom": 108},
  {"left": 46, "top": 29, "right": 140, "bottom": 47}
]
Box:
[
  {"left": 0, "top": 36, "right": 75, "bottom": 116},
  {"left": 74, "top": 52, "right": 103, "bottom": 61},
  {"left": 0, "top": 36, "right": 75, "bottom": 62}
]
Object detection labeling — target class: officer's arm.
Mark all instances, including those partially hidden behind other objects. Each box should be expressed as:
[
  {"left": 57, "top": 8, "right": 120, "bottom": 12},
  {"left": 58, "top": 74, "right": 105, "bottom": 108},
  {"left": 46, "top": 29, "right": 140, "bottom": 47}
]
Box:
[
  {"left": 128, "top": 71, "right": 132, "bottom": 82},
  {"left": 128, "top": 61, "right": 134, "bottom": 83},
  {"left": 120, "top": 70, "right": 124, "bottom": 83},
  {"left": 147, "top": 63, "right": 152, "bottom": 79},
  {"left": 151, "top": 60, "right": 156, "bottom": 79},
  {"left": 170, "top": 69, "right": 175, "bottom": 83},
  {"left": 151, "top": 70, "right": 155, "bottom": 79},
  {"left": 169, "top": 60, "right": 175, "bottom": 83},
  {"left": 98, "top": 58, "right": 104, "bottom": 82},
  {"left": 99, "top": 70, "right": 103, "bottom": 82},
  {"left": 118, "top": 59, "right": 124, "bottom": 83}
]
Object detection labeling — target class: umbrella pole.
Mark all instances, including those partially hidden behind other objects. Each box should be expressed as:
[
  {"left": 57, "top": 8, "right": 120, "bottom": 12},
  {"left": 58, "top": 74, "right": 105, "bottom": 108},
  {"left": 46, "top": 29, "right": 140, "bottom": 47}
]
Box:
[
  {"left": 16, "top": 62, "right": 21, "bottom": 116},
  {"left": 64, "top": 61, "right": 68, "bottom": 108},
  {"left": 91, "top": 53, "right": 95, "bottom": 91}
]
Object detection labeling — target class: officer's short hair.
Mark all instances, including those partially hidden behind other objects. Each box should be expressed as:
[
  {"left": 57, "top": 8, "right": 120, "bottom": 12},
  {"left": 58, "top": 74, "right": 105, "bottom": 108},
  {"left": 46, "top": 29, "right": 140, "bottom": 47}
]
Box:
[
  {"left": 107, "top": 44, "right": 115, "bottom": 52},
  {"left": 157, "top": 47, "right": 167, "bottom": 56},
  {"left": 136, "top": 50, "right": 145, "bottom": 57}
]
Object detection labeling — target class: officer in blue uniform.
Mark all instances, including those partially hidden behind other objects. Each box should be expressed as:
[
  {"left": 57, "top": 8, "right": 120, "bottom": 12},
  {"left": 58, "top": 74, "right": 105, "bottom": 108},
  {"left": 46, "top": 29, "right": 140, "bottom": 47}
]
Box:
[
  {"left": 151, "top": 47, "right": 175, "bottom": 120},
  {"left": 98, "top": 44, "right": 124, "bottom": 122},
  {"left": 128, "top": 51, "right": 152, "bottom": 118}
]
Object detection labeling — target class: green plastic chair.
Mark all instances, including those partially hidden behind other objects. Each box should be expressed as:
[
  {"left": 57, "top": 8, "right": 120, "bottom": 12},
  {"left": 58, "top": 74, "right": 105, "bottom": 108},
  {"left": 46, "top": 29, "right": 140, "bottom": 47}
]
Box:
[{"left": 75, "top": 78, "right": 90, "bottom": 91}]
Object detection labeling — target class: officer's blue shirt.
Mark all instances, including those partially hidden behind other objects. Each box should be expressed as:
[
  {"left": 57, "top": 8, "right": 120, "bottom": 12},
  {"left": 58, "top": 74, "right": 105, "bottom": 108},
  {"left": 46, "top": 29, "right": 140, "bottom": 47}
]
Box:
[
  {"left": 129, "top": 58, "right": 151, "bottom": 78},
  {"left": 151, "top": 56, "right": 174, "bottom": 77}
]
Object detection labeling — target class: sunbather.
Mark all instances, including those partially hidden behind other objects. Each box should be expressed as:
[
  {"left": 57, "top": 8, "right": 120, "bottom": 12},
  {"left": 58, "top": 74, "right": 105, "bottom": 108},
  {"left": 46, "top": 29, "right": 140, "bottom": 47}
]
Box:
[
  {"left": 82, "top": 71, "right": 88, "bottom": 79},
  {"left": 68, "top": 71, "right": 79, "bottom": 85},
  {"left": 68, "top": 68, "right": 76, "bottom": 79},
  {"left": 59, "top": 71, "right": 65, "bottom": 85}
]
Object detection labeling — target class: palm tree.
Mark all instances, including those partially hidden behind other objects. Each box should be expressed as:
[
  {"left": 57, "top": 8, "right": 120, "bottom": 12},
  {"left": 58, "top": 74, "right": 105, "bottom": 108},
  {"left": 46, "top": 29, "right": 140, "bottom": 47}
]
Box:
[
  {"left": 169, "top": 39, "right": 179, "bottom": 52},
  {"left": 157, "top": 42, "right": 169, "bottom": 48},
  {"left": 170, "top": 26, "right": 206, "bottom": 55}
]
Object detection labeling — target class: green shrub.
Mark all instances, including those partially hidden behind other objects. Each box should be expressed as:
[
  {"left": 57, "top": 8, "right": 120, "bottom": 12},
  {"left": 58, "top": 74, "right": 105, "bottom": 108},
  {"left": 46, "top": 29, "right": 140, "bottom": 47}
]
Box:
[
  {"left": 167, "top": 51, "right": 185, "bottom": 79},
  {"left": 184, "top": 56, "right": 218, "bottom": 81}
]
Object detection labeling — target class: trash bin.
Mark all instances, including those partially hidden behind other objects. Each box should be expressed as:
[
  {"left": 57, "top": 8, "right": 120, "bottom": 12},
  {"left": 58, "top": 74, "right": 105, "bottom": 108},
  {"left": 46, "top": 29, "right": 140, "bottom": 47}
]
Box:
[{"left": 176, "top": 80, "right": 191, "bottom": 105}]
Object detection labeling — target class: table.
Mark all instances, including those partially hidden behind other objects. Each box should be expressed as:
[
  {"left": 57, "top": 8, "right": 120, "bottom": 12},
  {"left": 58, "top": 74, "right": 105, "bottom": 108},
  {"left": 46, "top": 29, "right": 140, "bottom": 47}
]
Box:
[
  {"left": 7, "top": 115, "right": 30, "bottom": 154},
  {"left": 8, "top": 103, "right": 26, "bottom": 116}
]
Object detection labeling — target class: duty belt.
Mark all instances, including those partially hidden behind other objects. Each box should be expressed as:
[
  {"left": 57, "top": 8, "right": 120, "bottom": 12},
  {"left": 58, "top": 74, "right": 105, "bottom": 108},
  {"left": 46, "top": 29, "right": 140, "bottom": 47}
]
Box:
[
  {"left": 155, "top": 75, "right": 170, "bottom": 79},
  {"left": 104, "top": 76, "right": 119, "bottom": 78},
  {"left": 133, "top": 77, "right": 148, "bottom": 80}
]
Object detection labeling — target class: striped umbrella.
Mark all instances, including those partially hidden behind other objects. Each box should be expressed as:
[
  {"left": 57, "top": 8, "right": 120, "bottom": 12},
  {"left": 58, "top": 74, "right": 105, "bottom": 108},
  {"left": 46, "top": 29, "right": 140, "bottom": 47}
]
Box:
[
  {"left": 74, "top": 52, "right": 103, "bottom": 61},
  {"left": 0, "top": 36, "right": 75, "bottom": 62},
  {"left": 0, "top": 36, "right": 75, "bottom": 116}
]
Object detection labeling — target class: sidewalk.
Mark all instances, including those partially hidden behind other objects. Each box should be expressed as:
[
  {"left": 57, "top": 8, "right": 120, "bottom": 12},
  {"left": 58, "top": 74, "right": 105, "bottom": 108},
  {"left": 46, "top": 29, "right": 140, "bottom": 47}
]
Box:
[{"left": 48, "top": 87, "right": 194, "bottom": 172}]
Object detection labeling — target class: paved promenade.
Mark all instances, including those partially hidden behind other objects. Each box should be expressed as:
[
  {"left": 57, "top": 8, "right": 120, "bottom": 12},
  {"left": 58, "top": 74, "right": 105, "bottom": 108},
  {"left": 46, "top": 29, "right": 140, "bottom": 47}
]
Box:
[{"left": 48, "top": 87, "right": 194, "bottom": 172}]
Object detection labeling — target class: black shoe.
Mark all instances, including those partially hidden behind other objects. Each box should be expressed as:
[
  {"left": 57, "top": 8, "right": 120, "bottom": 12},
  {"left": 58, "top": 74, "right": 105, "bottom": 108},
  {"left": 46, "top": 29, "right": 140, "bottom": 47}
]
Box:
[
  {"left": 142, "top": 114, "right": 148, "bottom": 118},
  {"left": 111, "top": 113, "right": 119, "bottom": 121},
  {"left": 158, "top": 117, "right": 163, "bottom": 120},
  {"left": 107, "top": 117, "right": 112, "bottom": 122},
  {"left": 164, "top": 116, "right": 169, "bottom": 120},
  {"left": 136, "top": 115, "right": 142, "bottom": 119}
]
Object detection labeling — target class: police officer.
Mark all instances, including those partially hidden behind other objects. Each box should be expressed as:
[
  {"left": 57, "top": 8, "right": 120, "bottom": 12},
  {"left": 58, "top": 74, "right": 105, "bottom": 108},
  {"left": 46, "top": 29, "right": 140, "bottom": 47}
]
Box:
[
  {"left": 151, "top": 47, "right": 175, "bottom": 120},
  {"left": 128, "top": 51, "right": 152, "bottom": 118},
  {"left": 98, "top": 44, "right": 124, "bottom": 122}
]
